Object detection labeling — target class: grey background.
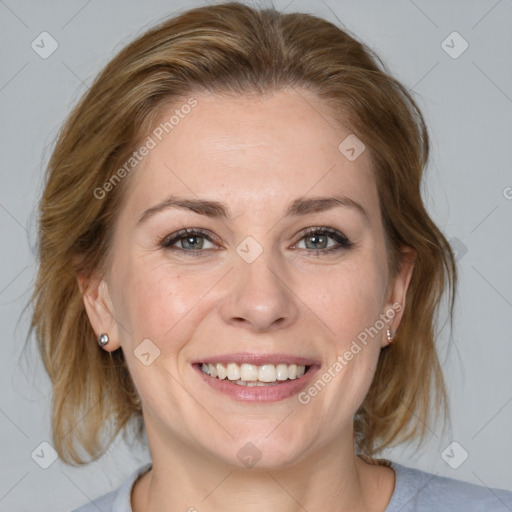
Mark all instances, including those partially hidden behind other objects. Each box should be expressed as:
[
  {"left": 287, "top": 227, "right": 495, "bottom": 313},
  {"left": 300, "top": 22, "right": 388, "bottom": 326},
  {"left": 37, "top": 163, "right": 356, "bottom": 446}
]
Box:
[{"left": 1, "top": 0, "right": 511, "bottom": 510}]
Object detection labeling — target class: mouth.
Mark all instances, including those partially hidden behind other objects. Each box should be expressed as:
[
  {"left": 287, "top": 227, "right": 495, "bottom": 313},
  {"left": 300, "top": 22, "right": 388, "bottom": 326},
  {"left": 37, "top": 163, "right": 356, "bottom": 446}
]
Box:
[
  {"left": 198, "top": 362, "right": 311, "bottom": 386},
  {"left": 191, "top": 354, "right": 320, "bottom": 402}
]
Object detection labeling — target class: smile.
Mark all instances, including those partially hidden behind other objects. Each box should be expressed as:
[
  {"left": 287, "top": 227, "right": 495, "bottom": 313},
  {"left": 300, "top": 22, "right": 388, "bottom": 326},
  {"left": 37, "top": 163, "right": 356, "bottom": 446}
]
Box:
[
  {"left": 200, "top": 362, "right": 309, "bottom": 386},
  {"left": 192, "top": 354, "right": 320, "bottom": 402}
]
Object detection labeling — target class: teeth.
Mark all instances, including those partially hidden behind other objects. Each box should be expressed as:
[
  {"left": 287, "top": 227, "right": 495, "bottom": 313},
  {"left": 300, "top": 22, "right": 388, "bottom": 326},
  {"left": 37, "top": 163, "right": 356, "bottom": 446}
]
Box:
[
  {"left": 240, "top": 364, "right": 259, "bottom": 381},
  {"left": 276, "top": 364, "right": 288, "bottom": 381},
  {"left": 208, "top": 364, "right": 217, "bottom": 378},
  {"left": 258, "top": 364, "right": 276, "bottom": 382},
  {"left": 200, "top": 362, "right": 308, "bottom": 383},
  {"left": 216, "top": 363, "right": 227, "bottom": 380},
  {"left": 234, "top": 380, "right": 276, "bottom": 387},
  {"left": 226, "top": 363, "right": 240, "bottom": 381}
]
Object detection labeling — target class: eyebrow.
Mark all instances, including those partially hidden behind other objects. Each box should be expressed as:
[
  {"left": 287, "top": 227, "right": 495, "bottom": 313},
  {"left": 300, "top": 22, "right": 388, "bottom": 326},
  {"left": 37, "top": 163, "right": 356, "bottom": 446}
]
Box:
[{"left": 137, "top": 194, "right": 370, "bottom": 225}]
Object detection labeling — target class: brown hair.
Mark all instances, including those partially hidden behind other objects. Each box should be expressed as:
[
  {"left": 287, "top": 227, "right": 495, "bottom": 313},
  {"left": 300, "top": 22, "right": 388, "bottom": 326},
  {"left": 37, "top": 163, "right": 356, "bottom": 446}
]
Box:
[{"left": 29, "top": 1, "right": 457, "bottom": 465}]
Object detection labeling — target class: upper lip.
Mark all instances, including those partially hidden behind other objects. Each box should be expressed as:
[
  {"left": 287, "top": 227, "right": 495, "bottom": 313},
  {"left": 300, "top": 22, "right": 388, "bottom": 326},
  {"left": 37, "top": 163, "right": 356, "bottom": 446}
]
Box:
[{"left": 192, "top": 353, "right": 320, "bottom": 366}]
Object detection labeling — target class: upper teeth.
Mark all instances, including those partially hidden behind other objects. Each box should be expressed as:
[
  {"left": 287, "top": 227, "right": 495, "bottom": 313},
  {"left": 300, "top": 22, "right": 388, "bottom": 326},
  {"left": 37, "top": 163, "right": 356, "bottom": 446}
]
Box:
[{"left": 201, "top": 362, "right": 307, "bottom": 383}]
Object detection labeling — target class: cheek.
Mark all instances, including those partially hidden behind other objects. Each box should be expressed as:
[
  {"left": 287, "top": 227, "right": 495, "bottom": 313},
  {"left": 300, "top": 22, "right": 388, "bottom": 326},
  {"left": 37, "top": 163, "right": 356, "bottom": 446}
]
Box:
[
  {"left": 316, "top": 256, "right": 387, "bottom": 413},
  {"left": 317, "top": 256, "right": 387, "bottom": 348},
  {"left": 111, "top": 254, "right": 203, "bottom": 351}
]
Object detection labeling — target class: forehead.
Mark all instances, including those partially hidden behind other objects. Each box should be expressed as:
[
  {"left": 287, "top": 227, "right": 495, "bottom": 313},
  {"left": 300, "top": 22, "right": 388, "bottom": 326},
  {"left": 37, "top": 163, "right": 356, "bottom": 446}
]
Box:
[{"left": 121, "top": 88, "right": 379, "bottom": 222}]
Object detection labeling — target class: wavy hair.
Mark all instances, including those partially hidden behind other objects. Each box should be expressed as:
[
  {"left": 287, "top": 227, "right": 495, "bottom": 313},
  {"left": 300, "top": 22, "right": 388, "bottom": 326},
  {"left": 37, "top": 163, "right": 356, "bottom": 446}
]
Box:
[{"left": 29, "top": 1, "right": 457, "bottom": 465}]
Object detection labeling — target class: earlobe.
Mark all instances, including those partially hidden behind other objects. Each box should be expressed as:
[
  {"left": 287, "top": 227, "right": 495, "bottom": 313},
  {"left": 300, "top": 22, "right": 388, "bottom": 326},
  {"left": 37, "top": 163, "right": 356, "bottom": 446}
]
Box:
[{"left": 77, "top": 273, "right": 121, "bottom": 351}]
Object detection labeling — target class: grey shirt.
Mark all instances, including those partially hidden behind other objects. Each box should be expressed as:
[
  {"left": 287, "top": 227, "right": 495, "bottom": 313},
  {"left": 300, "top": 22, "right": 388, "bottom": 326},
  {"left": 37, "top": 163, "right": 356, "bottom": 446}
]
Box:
[{"left": 71, "top": 461, "right": 512, "bottom": 511}]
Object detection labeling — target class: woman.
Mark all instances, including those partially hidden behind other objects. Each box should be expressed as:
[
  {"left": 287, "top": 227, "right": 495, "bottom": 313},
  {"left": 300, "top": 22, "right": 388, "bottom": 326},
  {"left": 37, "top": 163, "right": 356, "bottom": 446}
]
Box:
[{"left": 30, "top": 2, "right": 512, "bottom": 511}]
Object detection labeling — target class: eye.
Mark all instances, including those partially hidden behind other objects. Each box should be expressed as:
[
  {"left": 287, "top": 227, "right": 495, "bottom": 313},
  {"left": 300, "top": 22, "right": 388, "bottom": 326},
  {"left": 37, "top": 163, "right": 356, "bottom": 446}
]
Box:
[
  {"left": 159, "top": 226, "right": 353, "bottom": 257},
  {"left": 160, "top": 228, "right": 219, "bottom": 255},
  {"left": 293, "top": 227, "right": 353, "bottom": 255}
]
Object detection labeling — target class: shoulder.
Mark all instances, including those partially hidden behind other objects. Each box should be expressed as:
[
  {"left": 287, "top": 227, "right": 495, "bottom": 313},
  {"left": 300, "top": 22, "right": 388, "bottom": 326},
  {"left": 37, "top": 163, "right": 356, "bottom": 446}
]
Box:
[
  {"left": 387, "top": 461, "right": 512, "bottom": 512},
  {"left": 71, "top": 490, "right": 117, "bottom": 512},
  {"left": 70, "top": 463, "right": 152, "bottom": 512}
]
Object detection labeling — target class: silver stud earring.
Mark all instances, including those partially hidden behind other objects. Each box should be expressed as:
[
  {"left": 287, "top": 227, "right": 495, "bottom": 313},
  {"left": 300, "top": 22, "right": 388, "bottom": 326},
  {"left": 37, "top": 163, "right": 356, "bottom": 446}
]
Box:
[
  {"left": 386, "top": 327, "right": 394, "bottom": 343},
  {"left": 97, "top": 333, "right": 109, "bottom": 348}
]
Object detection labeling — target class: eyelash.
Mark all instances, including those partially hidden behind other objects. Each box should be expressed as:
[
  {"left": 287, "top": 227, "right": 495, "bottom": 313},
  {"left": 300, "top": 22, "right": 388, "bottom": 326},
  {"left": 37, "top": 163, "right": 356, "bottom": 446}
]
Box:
[{"left": 160, "top": 227, "right": 354, "bottom": 257}]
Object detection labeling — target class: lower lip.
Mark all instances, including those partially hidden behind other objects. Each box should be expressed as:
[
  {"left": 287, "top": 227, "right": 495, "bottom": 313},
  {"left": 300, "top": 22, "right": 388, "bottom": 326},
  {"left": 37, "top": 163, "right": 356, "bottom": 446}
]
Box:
[{"left": 193, "top": 364, "right": 320, "bottom": 402}]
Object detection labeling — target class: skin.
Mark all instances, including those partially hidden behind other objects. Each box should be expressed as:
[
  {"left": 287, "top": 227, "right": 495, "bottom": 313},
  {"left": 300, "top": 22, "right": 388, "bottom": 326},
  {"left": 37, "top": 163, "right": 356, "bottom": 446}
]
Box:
[{"left": 81, "top": 87, "right": 415, "bottom": 512}]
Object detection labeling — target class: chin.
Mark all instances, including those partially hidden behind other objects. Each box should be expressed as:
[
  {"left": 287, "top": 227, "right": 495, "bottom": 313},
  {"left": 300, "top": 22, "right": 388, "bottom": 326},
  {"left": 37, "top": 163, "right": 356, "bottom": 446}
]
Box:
[{"left": 210, "top": 433, "right": 309, "bottom": 471}]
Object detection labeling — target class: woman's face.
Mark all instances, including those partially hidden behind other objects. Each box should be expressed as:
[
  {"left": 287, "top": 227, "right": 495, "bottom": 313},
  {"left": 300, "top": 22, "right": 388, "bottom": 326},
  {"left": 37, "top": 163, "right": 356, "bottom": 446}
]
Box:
[{"left": 85, "top": 88, "right": 413, "bottom": 469}]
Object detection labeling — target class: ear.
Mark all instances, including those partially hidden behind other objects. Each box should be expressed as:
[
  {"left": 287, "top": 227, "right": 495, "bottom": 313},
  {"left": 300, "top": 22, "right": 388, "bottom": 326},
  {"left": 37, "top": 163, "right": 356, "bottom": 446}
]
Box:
[
  {"left": 77, "top": 272, "right": 121, "bottom": 351},
  {"left": 381, "top": 246, "right": 416, "bottom": 347}
]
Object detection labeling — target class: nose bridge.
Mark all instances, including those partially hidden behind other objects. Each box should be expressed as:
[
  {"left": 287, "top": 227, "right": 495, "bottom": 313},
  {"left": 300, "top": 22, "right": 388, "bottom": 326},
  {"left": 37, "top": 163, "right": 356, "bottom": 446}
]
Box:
[{"left": 220, "top": 244, "right": 298, "bottom": 331}]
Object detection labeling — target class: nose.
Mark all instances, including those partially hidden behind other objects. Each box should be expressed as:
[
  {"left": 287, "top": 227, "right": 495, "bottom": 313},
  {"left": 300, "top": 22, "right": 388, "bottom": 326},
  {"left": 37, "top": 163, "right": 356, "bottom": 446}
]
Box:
[{"left": 219, "top": 250, "right": 299, "bottom": 332}]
